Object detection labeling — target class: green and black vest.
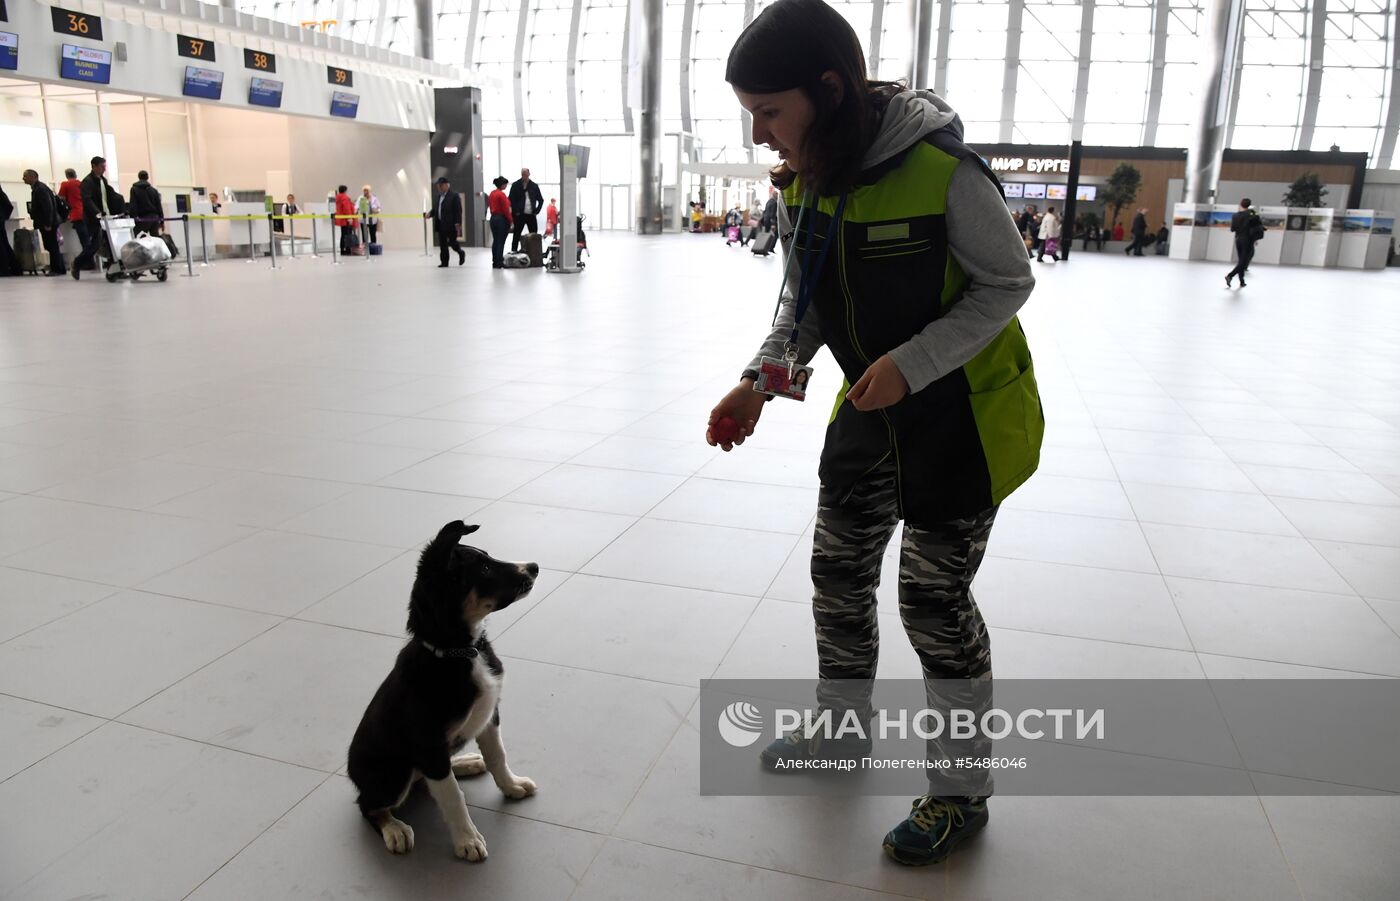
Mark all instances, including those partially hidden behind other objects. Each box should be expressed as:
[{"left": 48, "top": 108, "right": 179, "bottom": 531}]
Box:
[{"left": 785, "top": 129, "right": 1044, "bottom": 523}]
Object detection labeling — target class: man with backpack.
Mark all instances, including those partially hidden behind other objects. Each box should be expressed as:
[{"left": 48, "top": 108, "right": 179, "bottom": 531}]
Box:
[
  {"left": 1226, "top": 198, "right": 1265, "bottom": 288},
  {"left": 23, "top": 170, "right": 65, "bottom": 276}
]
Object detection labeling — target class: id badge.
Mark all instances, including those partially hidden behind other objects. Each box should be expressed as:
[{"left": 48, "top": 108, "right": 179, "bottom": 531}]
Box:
[{"left": 754, "top": 356, "right": 814, "bottom": 402}]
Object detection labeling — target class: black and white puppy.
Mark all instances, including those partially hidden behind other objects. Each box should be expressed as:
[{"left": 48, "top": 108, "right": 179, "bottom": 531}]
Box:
[{"left": 348, "top": 520, "right": 538, "bottom": 861}]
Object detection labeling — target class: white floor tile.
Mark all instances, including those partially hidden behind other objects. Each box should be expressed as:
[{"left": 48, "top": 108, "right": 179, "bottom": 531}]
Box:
[
  {"left": 584, "top": 518, "right": 796, "bottom": 596},
  {"left": 377, "top": 452, "right": 557, "bottom": 499},
  {"left": 350, "top": 416, "right": 499, "bottom": 450},
  {"left": 467, "top": 500, "right": 638, "bottom": 571},
  {"left": 274, "top": 484, "right": 491, "bottom": 549},
  {"left": 1122, "top": 481, "right": 1300, "bottom": 535},
  {"left": 567, "top": 433, "right": 722, "bottom": 475},
  {"left": 495, "top": 574, "right": 757, "bottom": 684},
  {"left": 1241, "top": 463, "right": 1400, "bottom": 506},
  {"left": 0, "top": 722, "right": 323, "bottom": 901},
  {"left": 0, "top": 695, "right": 104, "bottom": 783},
  {"left": 1167, "top": 577, "right": 1400, "bottom": 675},
  {"left": 184, "top": 776, "right": 605, "bottom": 900},
  {"left": 122, "top": 619, "right": 402, "bottom": 771},
  {"left": 0, "top": 590, "right": 278, "bottom": 717},
  {"left": 0, "top": 566, "right": 117, "bottom": 643},
  {"left": 139, "top": 531, "right": 401, "bottom": 616},
  {"left": 452, "top": 424, "right": 605, "bottom": 462},
  {"left": 1141, "top": 522, "right": 1355, "bottom": 594},
  {"left": 648, "top": 477, "right": 818, "bottom": 533},
  {"left": 146, "top": 471, "right": 355, "bottom": 527},
  {"left": 36, "top": 459, "right": 234, "bottom": 510},
  {"left": 505, "top": 463, "right": 686, "bottom": 515},
  {"left": 1002, "top": 473, "right": 1136, "bottom": 520},
  {"left": 987, "top": 509, "right": 1159, "bottom": 573},
  {"left": 1271, "top": 496, "right": 1400, "bottom": 547}
]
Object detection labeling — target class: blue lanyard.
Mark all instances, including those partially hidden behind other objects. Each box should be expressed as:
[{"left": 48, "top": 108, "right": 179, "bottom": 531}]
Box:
[{"left": 790, "top": 192, "right": 847, "bottom": 350}]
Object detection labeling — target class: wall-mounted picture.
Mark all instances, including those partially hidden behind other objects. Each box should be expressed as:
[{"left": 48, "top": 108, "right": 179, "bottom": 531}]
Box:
[
  {"left": 1286, "top": 214, "right": 1307, "bottom": 231},
  {"left": 1260, "top": 211, "right": 1286, "bottom": 230},
  {"left": 1209, "top": 210, "right": 1233, "bottom": 228},
  {"left": 1306, "top": 215, "right": 1332, "bottom": 232},
  {"left": 1342, "top": 216, "right": 1372, "bottom": 233},
  {"left": 1373, "top": 217, "right": 1394, "bottom": 236}
]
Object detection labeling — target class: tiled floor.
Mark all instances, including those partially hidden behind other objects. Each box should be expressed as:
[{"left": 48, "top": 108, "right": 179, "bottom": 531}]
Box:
[{"left": 1, "top": 235, "right": 1398, "bottom": 900}]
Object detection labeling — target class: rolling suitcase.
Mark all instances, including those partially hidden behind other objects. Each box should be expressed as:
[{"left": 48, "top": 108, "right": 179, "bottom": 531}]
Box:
[
  {"left": 368, "top": 243, "right": 383, "bottom": 256},
  {"left": 523, "top": 233, "right": 544, "bottom": 268},
  {"left": 751, "top": 229, "right": 778, "bottom": 256},
  {"left": 12, "top": 228, "right": 39, "bottom": 274}
]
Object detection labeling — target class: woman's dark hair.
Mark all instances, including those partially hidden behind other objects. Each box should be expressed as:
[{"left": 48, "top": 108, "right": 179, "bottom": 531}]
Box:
[
  {"left": 493, "top": 176, "right": 509, "bottom": 188},
  {"left": 726, "top": 0, "right": 902, "bottom": 195},
  {"left": 337, "top": 184, "right": 348, "bottom": 193}
]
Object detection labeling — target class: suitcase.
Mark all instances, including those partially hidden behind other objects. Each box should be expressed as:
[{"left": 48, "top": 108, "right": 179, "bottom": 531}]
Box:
[
  {"left": 161, "top": 234, "right": 179, "bottom": 259},
  {"left": 751, "top": 230, "right": 778, "bottom": 256},
  {"left": 523, "top": 232, "right": 544, "bottom": 268},
  {"left": 368, "top": 243, "right": 383, "bottom": 256},
  {"left": 12, "top": 228, "right": 39, "bottom": 274}
]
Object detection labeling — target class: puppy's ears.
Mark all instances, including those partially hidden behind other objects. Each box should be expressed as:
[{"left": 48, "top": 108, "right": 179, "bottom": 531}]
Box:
[{"left": 419, "top": 521, "right": 481, "bottom": 573}]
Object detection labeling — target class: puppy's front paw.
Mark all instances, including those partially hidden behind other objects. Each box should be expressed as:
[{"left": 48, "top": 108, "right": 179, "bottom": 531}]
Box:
[
  {"left": 381, "top": 820, "right": 414, "bottom": 854},
  {"left": 501, "top": 775, "right": 537, "bottom": 800},
  {"left": 451, "top": 752, "right": 487, "bottom": 777},
  {"left": 454, "top": 830, "right": 488, "bottom": 862}
]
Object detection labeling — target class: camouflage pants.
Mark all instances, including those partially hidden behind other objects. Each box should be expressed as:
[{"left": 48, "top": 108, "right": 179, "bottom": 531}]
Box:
[{"left": 811, "top": 457, "right": 998, "bottom": 795}]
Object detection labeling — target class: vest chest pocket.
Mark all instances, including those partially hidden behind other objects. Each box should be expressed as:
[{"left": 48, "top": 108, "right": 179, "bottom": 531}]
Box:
[{"left": 855, "top": 237, "right": 933, "bottom": 261}]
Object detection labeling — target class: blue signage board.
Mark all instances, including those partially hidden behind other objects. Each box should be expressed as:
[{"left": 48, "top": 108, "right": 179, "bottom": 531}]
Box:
[
  {"left": 0, "top": 32, "right": 16, "bottom": 71},
  {"left": 182, "top": 65, "right": 224, "bottom": 100},
  {"left": 59, "top": 43, "right": 111, "bottom": 84},
  {"left": 330, "top": 90, "right": 359, "bottom": 118},
  {"left": 248, "top": 76, "right": 283, "bottom": 108}
]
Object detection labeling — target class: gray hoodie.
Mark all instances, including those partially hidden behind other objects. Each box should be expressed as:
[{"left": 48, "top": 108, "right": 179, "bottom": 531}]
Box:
[{"left": 747, "top": 91, "right": 1035, "bottom": 395}]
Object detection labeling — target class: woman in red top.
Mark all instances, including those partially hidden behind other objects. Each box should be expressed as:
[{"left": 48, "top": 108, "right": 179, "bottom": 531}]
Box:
[
  {"left": 334, "top": 185, "right": 357, "bottom": 255},
  {"left": 57, "top": 167, "right": 90, "bottom": 270},
  {"left": 487, "top": 176, "right": 513, "bottom": 269}
]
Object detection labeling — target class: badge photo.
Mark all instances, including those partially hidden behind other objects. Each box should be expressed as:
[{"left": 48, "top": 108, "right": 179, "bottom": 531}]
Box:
[{"left": 754, "top": 357, "right": 813, "bottom": 401}]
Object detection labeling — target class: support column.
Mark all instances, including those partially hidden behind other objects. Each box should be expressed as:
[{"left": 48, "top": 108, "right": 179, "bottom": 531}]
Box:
[
  {"left": 1379, "top": 3, "right": 1400, "bottom": 168},
  {"left": 1297, "top": 0, "right": 1327, "bottom": 150},
  {"left": 999, "top": 0, "right": 1024, "bottom": 143},
  {"left": 908, "top": 0, "right": 935, "bottom": 90},
  {"left": 1070, "top": 0, "right": 1095, "bottom": 142},
  {"left": 1141, "top": 0, "right": 1170, "bottom": 146},
  {"left": 679, "top": 0, "right": 697, "bottom": 134},
  {"left": 514, "top": 0, "right": 531, "bottom": 133},
  {"left": 933, "top": 0, "right": 952, "bottom": 95},
  {"left": 414, "top": 0, "right": 434, "bottom": 60},
  {"left": 1184, "top": 0, "right": 1244, "bottom": 204},
  {"left": 868, "top": 0, "right": 886, "bottom": 79},
  {"left": 636, "top": 0, "right": 663, "bottom": 234},
  {"left": 742, "top": 0, "right": 757, "bottom": 161},
  {"left": 567, "top": 0, "right": 583, "bottom": 131}
]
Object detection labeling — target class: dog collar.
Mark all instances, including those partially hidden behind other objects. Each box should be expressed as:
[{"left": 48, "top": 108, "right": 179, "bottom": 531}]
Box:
[{"left": 419, "top": 640, "right": 479, "bottom": 659}]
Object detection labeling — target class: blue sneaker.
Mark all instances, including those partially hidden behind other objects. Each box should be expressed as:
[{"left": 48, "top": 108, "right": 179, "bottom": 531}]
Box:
[
  {"left": 883, "top": 796, "right": 989, "bottom": 865},
  {"left": 758, "top": 715, "right": 871, "bottom": 771}
]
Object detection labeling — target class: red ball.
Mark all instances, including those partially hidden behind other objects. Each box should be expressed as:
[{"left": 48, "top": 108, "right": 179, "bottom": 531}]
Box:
[{"left": 712, "top": 416, "right": 739, "bottom": 444}]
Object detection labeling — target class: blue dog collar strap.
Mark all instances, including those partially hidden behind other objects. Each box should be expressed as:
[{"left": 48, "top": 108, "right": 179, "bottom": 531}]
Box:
[{"left": 420, "top": 640, "right": 479, "bottom": 659}]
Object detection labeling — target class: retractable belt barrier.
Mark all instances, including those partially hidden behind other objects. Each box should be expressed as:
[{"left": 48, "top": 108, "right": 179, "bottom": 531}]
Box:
[{"left": 183, "top": 211, "right": 433, "bottom": 264}]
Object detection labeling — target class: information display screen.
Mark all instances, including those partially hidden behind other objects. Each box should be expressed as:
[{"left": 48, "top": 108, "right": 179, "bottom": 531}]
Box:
[
  {"left": 1022, "top": 183, "right": 1046, "bottom": 199},
  {"left": 1075, "top": 185, "right": 1098, "bottom": 202},
  {"left": 0, "top": 32, "right": 16, "bottom": 71},
  {"left": 244, "top": 48, "right": 276, "bottom": 72},
  {"left": 178, "top": 34, "right": 215, "bottom": 62},
  {"left": 1045, "top": 184, "right": 1067, "bottom": 200},
  {"left": 59, "top": 43, "right": 111, "bottom": 84},
  {"left": 1002, "top": 183, "right": 1023, "bottom": 199},
  {"left": 330, "top": 90, "right": 359, "bottom": 118},
  {"left": 248, "top": 76, "right": 283, "bottom": 108},
  {"left": 182, "top": 65, "right": 224, "bottom": 100},
  {"left": 327, "top": 65, "right": 352, "bottom": 87},
  {"left": 52, "top": 6, "right": 102, "bottom": 41}
]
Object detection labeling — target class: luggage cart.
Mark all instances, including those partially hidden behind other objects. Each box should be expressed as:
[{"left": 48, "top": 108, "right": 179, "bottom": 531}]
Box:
[{"left": 99, "top": 216, "right": 173, "bottom": 283}]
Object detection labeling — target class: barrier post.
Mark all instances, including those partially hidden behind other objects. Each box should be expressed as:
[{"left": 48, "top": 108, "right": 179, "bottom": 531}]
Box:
[
  {"left": 246, "top": 218, "right": 256, "bottom": 263},
  {"left": 199, "top": 216, "right": 211, "bottom": 267},
  {"left": 180, "top": 214, "right": 197, "bottom": 278},
  {"left": 268, "top": 213, "right": 278, "bottom": 269},
  {"left": 310, "top": 216, "right": 319, "bottom": 258},
  {"left": 289, "top": 215, "right": 296, "bottom": 259},
  {"left": 330, "top": 216, "right": 340, "bottom": 265},
  {"left": 423, "top": 215, "right": 430, "bottom": 257}
]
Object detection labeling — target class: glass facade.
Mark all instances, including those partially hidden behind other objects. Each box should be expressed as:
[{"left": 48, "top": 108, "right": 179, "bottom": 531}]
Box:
[{"left": 228, "top": 0, "right": 1399, "bottom": 165}]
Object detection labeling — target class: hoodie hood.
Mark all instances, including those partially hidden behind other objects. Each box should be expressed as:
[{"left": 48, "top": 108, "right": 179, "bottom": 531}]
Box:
[{"left": 861, "top": 90, "right": 962, "bottom": 172}]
